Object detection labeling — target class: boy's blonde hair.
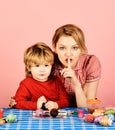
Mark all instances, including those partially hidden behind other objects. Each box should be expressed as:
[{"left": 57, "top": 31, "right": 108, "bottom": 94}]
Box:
[{"left": 24, "top": 42, "right": 54, "bottom": 77}]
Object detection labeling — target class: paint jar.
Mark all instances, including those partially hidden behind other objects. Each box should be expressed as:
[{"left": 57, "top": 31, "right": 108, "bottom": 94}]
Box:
[
  {"left": 77, "top": 109, "right": 84, "bottom": 118},
  {"left": 0, "top": 109, "right": 4, "bottom": 118},
  {"left": 86, "top": 99, "right": 101, "bottom": 114}
]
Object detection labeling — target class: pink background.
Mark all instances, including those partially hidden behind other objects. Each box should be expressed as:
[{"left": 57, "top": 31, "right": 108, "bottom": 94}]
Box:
[{"left": 0, "top": 0, "right": 115, "bottom": 108}]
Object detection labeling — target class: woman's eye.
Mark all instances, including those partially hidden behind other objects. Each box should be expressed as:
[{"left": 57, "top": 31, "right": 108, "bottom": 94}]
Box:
[
  {"left": 72, "top": 46, "right": 78, "bottom": 50},
  {"left": 59, "top": 46, "right": 65, "bottom": 50}
]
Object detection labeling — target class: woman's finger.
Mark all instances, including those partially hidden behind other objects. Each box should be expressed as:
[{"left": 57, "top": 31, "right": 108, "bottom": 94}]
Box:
[{"left": 68, "top": 58, "right": 71, "bottom": 69}]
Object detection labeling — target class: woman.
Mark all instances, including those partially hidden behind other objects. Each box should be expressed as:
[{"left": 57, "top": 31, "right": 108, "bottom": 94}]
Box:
[
  {"left": 52, "top": 24, "right": 101, "bottom": 107},
  {"left": 9, "top": 24, "right": 101, "bottom": 108}
]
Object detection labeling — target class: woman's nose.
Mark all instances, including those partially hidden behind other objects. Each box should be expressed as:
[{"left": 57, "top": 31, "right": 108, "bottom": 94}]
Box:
[{"left": 65, "top": 49, "right": 72, "bottom": 56}]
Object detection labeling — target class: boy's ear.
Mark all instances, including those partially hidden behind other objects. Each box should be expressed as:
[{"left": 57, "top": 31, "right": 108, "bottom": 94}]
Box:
[{"left": 26, "top": 66, "right": 31, "bottom": 72}]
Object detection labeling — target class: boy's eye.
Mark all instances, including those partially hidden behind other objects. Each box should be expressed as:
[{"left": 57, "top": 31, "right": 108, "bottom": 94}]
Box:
[
  {"left": 35, "top": 64, "right": 39, "bottom": 67},
  {"left": 44, "top": 64, "right": 49, "bottom": 67}
]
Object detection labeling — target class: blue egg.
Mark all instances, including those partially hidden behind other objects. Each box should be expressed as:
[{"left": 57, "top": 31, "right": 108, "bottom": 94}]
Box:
[{"left": 107, "top": 114, "right": 114, "bottom": 121}]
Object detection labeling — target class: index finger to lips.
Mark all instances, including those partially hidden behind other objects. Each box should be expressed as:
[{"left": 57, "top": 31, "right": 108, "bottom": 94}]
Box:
[{"left": 68, "top": 58, "right": 71, "bottom": 69}]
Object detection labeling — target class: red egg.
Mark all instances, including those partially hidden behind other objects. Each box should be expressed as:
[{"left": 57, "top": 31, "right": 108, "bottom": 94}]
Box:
[
  {"left": 36, "top": 109, "right": 44, "bottom": 117},
  {"left": 85, "top": 114, "right": 94, "bottom": 123}
]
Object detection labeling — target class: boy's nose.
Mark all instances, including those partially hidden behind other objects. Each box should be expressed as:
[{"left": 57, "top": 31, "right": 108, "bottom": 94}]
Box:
[{"left": 39, "top": 66, "right": 45, "bottom": 71}]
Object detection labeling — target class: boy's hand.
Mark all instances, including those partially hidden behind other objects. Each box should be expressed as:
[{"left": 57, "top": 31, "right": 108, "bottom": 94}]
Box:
[
  {"left": 45, "top": 101, "right": 58, "bottom": 111},
  {"left": 37, "top": 96, "right": 47, "bottom": 109},
  {"left": 9, "top": 97, "right": 17, "bottom": 108}
]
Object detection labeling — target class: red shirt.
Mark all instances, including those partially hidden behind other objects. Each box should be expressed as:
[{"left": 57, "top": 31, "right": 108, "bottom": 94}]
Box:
[{"left": 14, "top": 76, "right": 69, "bottom": 110}]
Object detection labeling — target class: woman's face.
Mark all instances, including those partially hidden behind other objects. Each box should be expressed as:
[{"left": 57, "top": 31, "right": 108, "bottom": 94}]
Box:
[{"left": 54, "top": 35, "right": 81, "bottom": 68}]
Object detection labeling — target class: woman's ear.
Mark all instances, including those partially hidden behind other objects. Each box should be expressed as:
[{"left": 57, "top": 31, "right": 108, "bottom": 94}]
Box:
[{"left": 52, "top": 44, "right": 56, "bottom": 52}]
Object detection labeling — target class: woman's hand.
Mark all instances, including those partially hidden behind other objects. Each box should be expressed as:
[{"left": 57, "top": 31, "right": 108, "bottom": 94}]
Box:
[
  {"left": 60, "top": 67, "right": 81, "bottom": 87},
  {"left": 45, "top": 101, "right": 58, "bottom": 111},
  {"left": 37, "top": 96, "right": 47, "bottom": 109},
  {"left": 60, "top": 67, "right": 76, "bottom": 79},
  {"left": 60, "top": 58, "right": 80, "bottom": 85}
]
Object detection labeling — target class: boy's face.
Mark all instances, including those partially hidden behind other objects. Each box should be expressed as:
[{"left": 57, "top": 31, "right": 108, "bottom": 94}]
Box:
[{"left": 30, "top": 63, "right": 52, "bottom": 82}]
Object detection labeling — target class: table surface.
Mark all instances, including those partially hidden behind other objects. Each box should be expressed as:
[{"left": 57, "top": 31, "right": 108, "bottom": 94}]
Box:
[{"left": 0, "top": 108, "right": 115, "bottom": 130}]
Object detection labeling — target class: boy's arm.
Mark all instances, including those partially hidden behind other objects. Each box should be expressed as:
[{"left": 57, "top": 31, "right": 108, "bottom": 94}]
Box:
[{"left": 13, "top": 82, "right": 37, "bottom": 110}]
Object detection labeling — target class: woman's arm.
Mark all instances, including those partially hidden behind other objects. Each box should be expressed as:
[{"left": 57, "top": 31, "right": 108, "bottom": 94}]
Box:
[
  {"left": 74, "top": 80, "right": 99, "bottom": 107},
  {"left": 61, "top": 66, "right": 100, "bottom": 108}
]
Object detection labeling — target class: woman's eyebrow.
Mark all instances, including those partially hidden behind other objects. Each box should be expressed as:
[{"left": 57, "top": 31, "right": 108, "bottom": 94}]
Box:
[{"left": 72, "top": 44, "right": 79, "bottom": 47}]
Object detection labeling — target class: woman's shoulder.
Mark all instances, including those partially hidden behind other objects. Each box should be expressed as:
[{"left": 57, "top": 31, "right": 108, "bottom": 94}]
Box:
[
  {"left": 76, "top": 54, "right": 101, "bottom": 71},
  {"left": 79, "top": 53, "right": 101, "bottom": 77},
  {"left": 79, "top": 53, "right": 98, "bottom": 60},
  {"left": 79, "top": 54, "right": 100, "bottom": 65}
]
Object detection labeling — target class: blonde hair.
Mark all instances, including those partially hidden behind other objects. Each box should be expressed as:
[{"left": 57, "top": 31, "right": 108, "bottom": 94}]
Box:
[
  {"left": 24, "top": 42, "right": 54, "bottom": 77},
  {"left": 52, "top": 24, "right": 88, "bottom": 53}
]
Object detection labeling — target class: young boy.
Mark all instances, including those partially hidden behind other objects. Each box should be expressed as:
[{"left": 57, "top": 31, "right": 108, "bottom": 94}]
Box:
[{"left": 12, "top": 42, "right": 69, "bottom": 110}]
